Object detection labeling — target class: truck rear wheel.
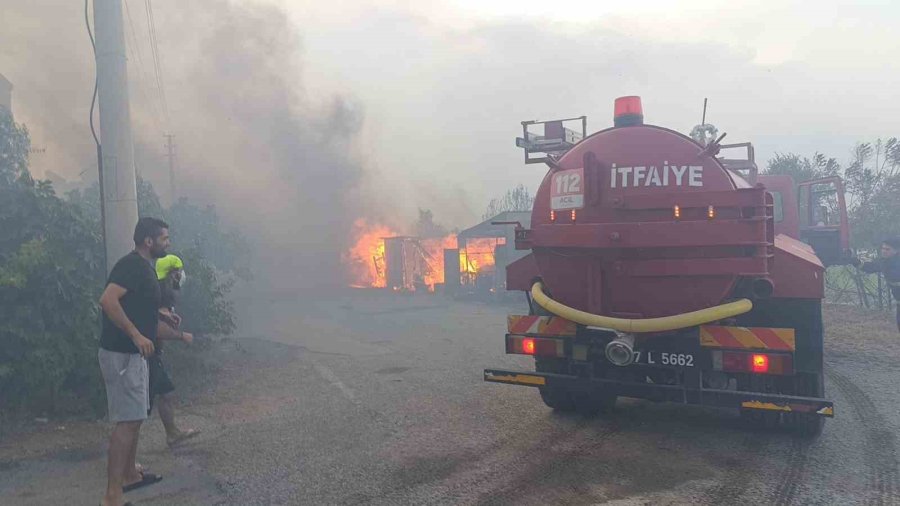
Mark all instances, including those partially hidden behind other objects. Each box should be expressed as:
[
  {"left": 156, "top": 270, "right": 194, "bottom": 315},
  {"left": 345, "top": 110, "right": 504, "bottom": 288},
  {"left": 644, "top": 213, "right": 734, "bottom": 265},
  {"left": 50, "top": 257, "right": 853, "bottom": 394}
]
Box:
[
  {"left": 534, "top": 359, "right": 617, "bottom": 415},
  {"left": 530, "top": 297, "right": 577, "bottom": 411},
  {"left": 738, "top": 373, "right": 824, "bottom": 436},
  {"left": 572, "top": 390, "right": 617, "bottom": 415},
  {"left": 535, "top": 358, "right": 576, "bottom": 412},
  {"left": 789, "top": 373, "right": 825, "bottom": 437},
  {"left": 529, "top": 296, "right": 616, "bottom": 415},
  {"left": 736, "top": 299, "right": 825, "bottom": 437}
]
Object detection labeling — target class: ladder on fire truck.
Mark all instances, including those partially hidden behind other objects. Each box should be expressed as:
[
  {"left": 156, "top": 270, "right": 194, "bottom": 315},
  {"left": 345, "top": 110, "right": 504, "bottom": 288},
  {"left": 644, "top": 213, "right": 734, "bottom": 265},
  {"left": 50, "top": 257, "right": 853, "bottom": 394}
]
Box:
[
  {"left": 718, "top": 142, "right": 759, "bottom": 185},
  {"left": 692, "top": 120, "right": 760, "bottom": 185},
  {"left": 516, "top": 116, "right": 587, "bottom": 165},
  {"left": 516, "top": 114, "right": 759, "bottom": 187}
]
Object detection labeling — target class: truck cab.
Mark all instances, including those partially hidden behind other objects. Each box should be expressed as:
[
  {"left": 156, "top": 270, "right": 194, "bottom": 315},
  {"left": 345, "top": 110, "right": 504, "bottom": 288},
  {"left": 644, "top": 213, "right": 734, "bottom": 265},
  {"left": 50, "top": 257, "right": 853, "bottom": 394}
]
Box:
[{"left": 715, "top": 141, "right": 852, "bottom": 266}]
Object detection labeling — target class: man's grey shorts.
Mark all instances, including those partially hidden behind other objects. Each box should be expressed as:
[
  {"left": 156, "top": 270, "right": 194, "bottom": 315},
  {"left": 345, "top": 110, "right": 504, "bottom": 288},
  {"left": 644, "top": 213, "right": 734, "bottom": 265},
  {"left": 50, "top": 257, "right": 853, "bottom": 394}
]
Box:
[{"left": 98, "top": 348, "right": 149, "bottom": 422}]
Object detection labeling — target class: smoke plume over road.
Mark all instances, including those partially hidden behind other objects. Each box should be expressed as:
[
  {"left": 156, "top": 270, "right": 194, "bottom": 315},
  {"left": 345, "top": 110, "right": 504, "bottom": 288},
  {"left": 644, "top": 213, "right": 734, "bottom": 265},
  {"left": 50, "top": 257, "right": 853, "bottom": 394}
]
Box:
[{"left": 2, "top": 0, "right": 898, "bottom": 291}]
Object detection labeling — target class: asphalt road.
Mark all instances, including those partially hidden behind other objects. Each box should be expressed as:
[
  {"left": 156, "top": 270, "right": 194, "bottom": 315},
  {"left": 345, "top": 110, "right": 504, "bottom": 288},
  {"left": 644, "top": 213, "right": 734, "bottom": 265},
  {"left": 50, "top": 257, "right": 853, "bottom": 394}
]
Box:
[{"left": 1, "top": 290, "right": 899, "bottom": 505}]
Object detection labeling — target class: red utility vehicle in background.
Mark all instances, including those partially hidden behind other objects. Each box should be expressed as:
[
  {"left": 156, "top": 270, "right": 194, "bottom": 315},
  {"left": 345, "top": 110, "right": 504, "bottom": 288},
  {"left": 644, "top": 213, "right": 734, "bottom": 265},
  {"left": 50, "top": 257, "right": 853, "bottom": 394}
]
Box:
[{"left": 485, "top": 97, "right": 852, "bottom": 436}]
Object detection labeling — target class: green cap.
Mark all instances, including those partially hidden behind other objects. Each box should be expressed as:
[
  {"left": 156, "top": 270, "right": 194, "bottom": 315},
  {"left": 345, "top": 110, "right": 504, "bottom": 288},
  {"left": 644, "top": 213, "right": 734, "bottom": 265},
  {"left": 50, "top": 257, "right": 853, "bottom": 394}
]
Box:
[{"left": 155, "top": 254, "right": 184, "bottom": 280}]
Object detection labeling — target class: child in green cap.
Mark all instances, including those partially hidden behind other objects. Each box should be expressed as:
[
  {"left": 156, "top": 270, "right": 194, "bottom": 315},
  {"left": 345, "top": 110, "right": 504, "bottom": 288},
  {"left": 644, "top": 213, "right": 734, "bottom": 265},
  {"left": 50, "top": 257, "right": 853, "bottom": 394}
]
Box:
[{"left": 151, "top": 254, "right": 200, "bottom": 447}]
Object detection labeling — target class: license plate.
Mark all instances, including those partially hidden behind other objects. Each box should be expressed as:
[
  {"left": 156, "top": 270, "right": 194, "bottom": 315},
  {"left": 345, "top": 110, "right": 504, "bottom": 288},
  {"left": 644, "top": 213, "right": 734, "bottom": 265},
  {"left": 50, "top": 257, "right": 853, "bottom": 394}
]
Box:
[{"left": 634, "top": 351, "right": 695, "bottom": 367}]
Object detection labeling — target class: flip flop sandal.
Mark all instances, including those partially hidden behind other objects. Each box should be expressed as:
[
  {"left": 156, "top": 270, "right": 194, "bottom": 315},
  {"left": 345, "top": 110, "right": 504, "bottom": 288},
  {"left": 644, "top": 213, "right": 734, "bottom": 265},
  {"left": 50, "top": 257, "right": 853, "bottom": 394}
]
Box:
[
  {"left": 167, "top": 428, "right": 201, "bottom": 447},
  {"left": 123, "top": 472, "right": 163, "bottom": 492}
]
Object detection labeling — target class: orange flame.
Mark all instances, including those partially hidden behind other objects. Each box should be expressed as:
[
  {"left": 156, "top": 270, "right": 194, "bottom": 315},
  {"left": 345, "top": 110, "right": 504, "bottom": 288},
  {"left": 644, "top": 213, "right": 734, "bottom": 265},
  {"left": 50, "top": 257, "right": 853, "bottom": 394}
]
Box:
[
  {"left": 420, "top": 234, "right": 458, "bottom": 289},
  {"left": 342, "top": 219, "right": 399, "bottom": 288},
  {"left": 461, "top": 237, "right": 500, "bottom": 273},
  {"left": 345, "top": 222, "right": 504, "bottom": 291}
]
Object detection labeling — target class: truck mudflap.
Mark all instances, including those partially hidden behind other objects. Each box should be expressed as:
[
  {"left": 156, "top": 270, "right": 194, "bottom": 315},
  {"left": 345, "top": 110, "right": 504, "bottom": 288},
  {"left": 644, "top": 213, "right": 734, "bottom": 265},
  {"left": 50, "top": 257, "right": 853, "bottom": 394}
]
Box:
[{"left": 483, "top": 368, "right": 834, "bottom": 417}]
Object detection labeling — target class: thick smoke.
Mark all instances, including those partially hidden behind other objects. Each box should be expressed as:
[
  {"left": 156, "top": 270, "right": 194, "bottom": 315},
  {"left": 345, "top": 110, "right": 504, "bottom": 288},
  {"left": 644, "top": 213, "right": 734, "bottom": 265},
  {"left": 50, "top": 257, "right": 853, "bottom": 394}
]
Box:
[
  {"left": 3, "top": 0, "right": 898, "bottom": 295},
  {"left": 1, "top": 1, "right": 377, "bottom": 292},
  {"left": 156, "top": 2, "right": 371, "bottom": 291},
  {"left": 0, "top": 2, "right": 96, "bottom": 178}
]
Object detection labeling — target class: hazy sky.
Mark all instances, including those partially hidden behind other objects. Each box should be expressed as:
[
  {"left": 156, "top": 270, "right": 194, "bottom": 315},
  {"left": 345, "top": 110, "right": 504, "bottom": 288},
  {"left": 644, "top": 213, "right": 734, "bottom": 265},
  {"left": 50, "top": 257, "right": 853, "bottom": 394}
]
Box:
[
  {"left": 275, "top": 0, "right": 900, "bottom": 224},
  {"left": 2, "top": 0, "right": 898, "bottom": 232}
]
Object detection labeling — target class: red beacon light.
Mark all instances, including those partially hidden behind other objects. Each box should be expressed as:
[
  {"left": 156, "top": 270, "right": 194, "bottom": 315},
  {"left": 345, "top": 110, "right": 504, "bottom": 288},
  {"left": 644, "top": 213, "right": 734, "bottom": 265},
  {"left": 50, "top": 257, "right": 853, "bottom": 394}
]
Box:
[{"left": 614, "top": 96, "right": 644, "bottom": 127}]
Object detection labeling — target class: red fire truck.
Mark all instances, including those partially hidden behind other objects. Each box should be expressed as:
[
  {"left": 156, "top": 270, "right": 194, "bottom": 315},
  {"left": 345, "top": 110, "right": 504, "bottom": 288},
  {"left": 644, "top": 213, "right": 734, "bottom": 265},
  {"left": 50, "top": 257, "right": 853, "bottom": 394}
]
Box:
[{"left": 485, "top": 97, "right": 851, "bottom": 436}]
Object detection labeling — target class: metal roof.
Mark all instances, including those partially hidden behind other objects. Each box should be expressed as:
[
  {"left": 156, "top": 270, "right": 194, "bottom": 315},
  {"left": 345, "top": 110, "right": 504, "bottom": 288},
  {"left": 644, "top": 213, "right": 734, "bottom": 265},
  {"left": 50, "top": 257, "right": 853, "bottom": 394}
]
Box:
[{"left": 457, "top": 211, "right": 531, "bottom": 240}]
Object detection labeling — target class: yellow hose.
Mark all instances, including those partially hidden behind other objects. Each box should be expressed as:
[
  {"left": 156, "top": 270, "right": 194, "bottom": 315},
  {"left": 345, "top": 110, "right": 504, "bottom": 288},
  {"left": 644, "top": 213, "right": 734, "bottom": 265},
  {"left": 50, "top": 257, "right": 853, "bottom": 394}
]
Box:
[{"left": 531, "top": 282, "right": 752, "bottom": 333}]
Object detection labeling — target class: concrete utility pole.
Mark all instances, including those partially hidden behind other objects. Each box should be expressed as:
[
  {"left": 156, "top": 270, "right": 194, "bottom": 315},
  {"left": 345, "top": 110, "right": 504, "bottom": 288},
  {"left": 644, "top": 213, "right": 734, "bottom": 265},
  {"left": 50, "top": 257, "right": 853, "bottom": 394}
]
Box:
[
  {"left": 93, "top": 0, "right": 139, "bottom": 273},
  {"left": 164, "top": 133, "right": 176, "bottom": 203}
]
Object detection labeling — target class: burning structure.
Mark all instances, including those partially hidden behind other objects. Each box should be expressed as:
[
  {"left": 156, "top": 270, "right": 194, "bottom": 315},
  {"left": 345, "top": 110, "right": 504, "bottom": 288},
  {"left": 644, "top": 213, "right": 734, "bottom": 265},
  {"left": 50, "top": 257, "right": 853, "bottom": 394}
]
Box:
[
  {"left": 343, "top": 211, "right": 530, "bottom": 295},
  {"left": 344, "top": 220, "right": 397, "bottom": 289},
  {"left": 343, "top": 219, "right": 455, "bottom": 292},
  {"left": 447, "top": 211, "right": 532, "bottom": 296},
  {"left": 383, "top": 236, "right": 453, "bottom": 292}
]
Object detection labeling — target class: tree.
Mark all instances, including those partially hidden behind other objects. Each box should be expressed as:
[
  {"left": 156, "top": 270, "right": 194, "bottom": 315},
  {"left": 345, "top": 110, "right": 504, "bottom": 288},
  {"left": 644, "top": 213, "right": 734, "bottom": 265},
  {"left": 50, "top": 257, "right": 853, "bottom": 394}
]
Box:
[
  {"left": 0, "top": 110, "right": 30, "bottom": 185},
  {"left": 843, "top": 138, "right": 900, "bottom": 249},
  {"left": 68, "top": 179, "right": 242, "bottom": 336},
  {"left": 766, "top": 142, "right": 899, "bottom": 250},
  {"left": 140, "top": 185, "right": 238, "bottom": 336},
  {"left": 168, "top": 198, "right": 252, "bottom": 280},
  {"left": 137, "top": 176, "right": 166, "bottom": 219},
  {"left": 483, "top": 184, "right": 534, "bottom": 220},
  {"left": 765, "top": 152, "right": 841, "bottom": 182},
  {"left": 771, "top": 141, "right": 900, "bottom": 310},
  {"left": 0, "top": 110, "right": 107, "bottom": 414},
  {"left": 1, "top": 108, "right": 243, "bottom": 415}
]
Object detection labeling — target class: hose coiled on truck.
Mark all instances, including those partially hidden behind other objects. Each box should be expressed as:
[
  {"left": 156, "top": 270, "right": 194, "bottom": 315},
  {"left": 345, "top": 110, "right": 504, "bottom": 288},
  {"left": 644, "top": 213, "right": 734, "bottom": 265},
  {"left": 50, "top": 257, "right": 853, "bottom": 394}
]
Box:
[{"left": 531, "top": 282, "right": 753, "bottom": 333}]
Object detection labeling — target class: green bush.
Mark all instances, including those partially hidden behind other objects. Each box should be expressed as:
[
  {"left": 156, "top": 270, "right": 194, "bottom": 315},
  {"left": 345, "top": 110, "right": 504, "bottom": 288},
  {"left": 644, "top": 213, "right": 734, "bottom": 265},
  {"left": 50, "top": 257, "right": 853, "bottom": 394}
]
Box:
[
  {"left": 1, "top": 109, "right": 243, "bottom": 416},
  {"left": 0, "top": 112, "right": 106, "bottom": 414}
]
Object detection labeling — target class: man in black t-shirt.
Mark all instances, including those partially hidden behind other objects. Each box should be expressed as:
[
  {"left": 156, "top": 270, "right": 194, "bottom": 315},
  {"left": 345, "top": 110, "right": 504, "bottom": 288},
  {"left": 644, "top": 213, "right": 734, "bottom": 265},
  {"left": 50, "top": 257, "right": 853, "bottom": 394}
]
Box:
[{"left": 97, "top": 217, "right": 169, "bottom": 506}]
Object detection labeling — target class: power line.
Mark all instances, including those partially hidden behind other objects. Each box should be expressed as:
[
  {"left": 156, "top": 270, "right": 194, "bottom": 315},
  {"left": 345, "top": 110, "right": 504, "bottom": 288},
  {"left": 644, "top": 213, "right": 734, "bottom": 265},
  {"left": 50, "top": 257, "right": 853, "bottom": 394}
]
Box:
[
  {"left": 84, "top": 0, "right": 100, "bottom": 149},
  {"left": 143, "top": 0, "right": 176, "bottom": 203},
  {"left": 123, "top": 0, "right": 164, "bottom": 130},
  {"left": 84, "top": 0, "right": 107, "bottom": 272},
  {"left": 144, "top": 0, "right": 169, "bottom": 128},
  {"left": 145, "top": 0, "right": 168, "bottom": 126}
]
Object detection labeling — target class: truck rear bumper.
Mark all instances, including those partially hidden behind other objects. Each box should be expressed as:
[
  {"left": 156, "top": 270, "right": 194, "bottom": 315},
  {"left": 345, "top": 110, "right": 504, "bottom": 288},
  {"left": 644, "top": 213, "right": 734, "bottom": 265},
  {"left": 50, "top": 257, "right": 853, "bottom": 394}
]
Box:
[{"left": 483, "top": 368, "right": 834, "bottom": 417}]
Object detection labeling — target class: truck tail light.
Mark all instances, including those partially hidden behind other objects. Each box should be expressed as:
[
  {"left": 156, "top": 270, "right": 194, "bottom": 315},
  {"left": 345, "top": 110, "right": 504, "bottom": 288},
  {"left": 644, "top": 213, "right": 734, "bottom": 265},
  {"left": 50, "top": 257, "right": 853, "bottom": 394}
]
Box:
[
  {"left": 523, "top": 338, "right": 536, "bottom": 355},
  {"left": 673, "top": 205, "right": 681, "bottom": 219},
  {"left": 708, "top": 205, "right": 716, "bottom": 219},
  {"left": 507, "top": 335, "right": 564, "bottom": 357},
  {"left": 570, "top": 209, "right": 576, "bottom": 222},
  {"left": 713, "top": 350, "right": 791, "bottom": 375},
  {"left": 751, "top": 354, "right": 769, "bottom": 373},
  {"left": 550, "top": 210, "right": 556, "bottom": 222}
]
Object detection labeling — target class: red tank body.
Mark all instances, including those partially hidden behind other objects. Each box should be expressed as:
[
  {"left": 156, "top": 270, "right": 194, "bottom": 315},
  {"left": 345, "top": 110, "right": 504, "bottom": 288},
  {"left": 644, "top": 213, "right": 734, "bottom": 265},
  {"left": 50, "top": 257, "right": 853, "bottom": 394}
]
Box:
[
  {"left": 488, "top": 99, "right": 837, "bottom": 435},
  {"left": 507, "top": 124, "right": 824, "bottom": 318},
  {"left": 484, "top": 96, "right": 836, "bottom": 436}
]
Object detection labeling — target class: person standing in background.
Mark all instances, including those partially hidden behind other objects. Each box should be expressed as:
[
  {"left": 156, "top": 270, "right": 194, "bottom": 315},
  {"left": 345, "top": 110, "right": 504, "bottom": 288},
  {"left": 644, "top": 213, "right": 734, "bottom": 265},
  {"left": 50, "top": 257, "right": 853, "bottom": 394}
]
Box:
[{"left": 854, "top": 237, "right": 900, "bottom": 333}]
